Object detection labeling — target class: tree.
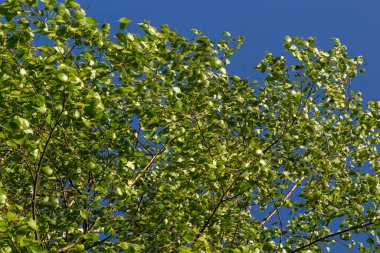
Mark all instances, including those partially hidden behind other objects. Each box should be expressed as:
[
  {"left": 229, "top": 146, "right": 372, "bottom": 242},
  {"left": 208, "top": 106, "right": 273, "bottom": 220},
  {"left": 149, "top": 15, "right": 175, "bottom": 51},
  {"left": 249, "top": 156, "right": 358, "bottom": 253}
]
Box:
[{"left": 0, "top": 0, "right": 379, "bottom": 252}]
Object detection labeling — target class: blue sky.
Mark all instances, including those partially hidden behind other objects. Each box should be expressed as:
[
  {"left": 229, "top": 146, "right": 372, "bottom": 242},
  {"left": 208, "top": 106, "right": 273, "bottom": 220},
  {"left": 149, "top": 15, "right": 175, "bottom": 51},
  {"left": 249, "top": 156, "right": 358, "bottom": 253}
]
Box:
[
  {"left": 76, "top": 0, "right": 379, "bottom": 251},
  {"left": 79, "top": 0, "right": 380, "bottom": 103}
]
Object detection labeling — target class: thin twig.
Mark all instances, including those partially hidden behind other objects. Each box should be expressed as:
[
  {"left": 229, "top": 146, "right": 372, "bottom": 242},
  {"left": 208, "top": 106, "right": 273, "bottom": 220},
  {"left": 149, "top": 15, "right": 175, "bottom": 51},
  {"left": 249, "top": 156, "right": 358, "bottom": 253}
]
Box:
[
  {"left": 57, "top": 223, "right": 97, "bottom": 252},
  {"left": 128, "top": 138, "right": 172, "bottom": 187},
  {"left": 259, "top": 177, "right": 304, "bottom": 228},
  {"left": 7, "top": 236, "right": 21, "bottom": 253},
  {"left": 84, "top": 234, "right": 113, "bottom": 251},
  {"left": 32, "top": 93, "right": 67, "bottom": 241},
  {"left": 275, "top": 210, "right": 284, "bottom": 253},
  {"left": 191, "top": 109, "right": 214, "bottom": 160}
]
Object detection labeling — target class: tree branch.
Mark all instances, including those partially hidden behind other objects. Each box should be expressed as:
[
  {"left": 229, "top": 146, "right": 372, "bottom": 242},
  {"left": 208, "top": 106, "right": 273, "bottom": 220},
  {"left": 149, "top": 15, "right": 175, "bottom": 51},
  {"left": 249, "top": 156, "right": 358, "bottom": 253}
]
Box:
[
  {"left": 128, "top": 138, "right": 172, "bottom": 187},
  {"left": 57, "top": 223, "right": 97, "bottom": 252},
  {"left": 192, "top": 82, "right": 310, "bottom": 241},
  {"left": 194, "top": 134, "right": 291, "bottom": 241},
  {"left": 7, "top": 236, "right": 21, "bottom": 253},
  {"left": 32, "top": 93, "right": 67, "bottom": 241},
  {"left": 195, "top": 186, "right": 231, "bottom": 240},
  {"left": 84, "top": 234, "right": 113, "bottom": 251},
  {"left": 191, "top": 109, "right": 214, "bottom": 160},
  {"left": 291, "top": 220, "right": 376, "bottom": 252},
  {"left": 259, "top": 177, "right": 304, "bottom": 228}
]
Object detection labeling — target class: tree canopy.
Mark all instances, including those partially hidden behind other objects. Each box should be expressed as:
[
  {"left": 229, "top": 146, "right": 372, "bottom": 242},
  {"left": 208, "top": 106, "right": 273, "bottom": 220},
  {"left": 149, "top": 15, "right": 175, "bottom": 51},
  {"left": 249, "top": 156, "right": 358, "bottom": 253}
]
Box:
[{"left": 0, "top": 0, "right": 379, "bottom": 252}]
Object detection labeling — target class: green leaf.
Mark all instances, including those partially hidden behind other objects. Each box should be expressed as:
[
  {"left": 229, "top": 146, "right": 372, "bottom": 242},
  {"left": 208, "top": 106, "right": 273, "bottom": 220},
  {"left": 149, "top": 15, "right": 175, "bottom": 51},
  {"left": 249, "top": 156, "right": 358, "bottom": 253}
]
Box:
[
  {"left": 56, "top": 72, "right": 68, "bottom": 82},
  {"left": 222, "top": 31, "right": 231, "bottom": 37},
  {"left": 80, "top": 209, "right": 88, "bottom": 219},
  {"left": 355, "top": 55, "right": 364, "bottom": 64},
  {"left": 82, "top": 233, "right": 99, "bottom": 241},
  {"left": 119, "top": 242, "right": 129, "bottom": 249},
  {"left": 82, "top": 117, "right": 91, "bottom": 126},
  {"left": 0, "top": 193, "right": 7, "bottom": 205},
  {"left": 27, "top": 219, "right": 38, "bottom": 231},
  {"left": 172, "top": 87, "right": 181, "bottom": 94},
  {"left": 42, "top": 166, "right": 53, "bottom": 175},
  {"left": 119, "top": 17, "right": 131, "bottom": 30},
  {"left": 72, "top": 9, "right": 86, "bottom": 20}
]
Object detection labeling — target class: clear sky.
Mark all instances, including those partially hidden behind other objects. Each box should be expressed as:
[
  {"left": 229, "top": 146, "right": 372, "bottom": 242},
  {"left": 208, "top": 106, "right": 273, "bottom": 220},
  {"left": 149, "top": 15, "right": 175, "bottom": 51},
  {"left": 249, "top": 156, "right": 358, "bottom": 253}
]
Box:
[
  {"left": 79, "top": 0, "right": 380, "bottom": 103},
  {"left": 76, "top": 0, "right": 379, "bottom": 251}
]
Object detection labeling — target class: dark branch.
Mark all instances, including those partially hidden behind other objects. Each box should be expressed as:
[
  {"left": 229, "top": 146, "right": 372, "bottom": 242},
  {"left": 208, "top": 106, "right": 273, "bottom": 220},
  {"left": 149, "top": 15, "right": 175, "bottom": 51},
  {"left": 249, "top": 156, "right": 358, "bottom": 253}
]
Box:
[
  {"left": 291, "top": 220, "right": 376, "bottom": 252},
  {"left": 32, "top": 92, "right": 67, "bottom": 241},
  {"left": 84, "top": 234, "right": 113, "bottom": 251}
]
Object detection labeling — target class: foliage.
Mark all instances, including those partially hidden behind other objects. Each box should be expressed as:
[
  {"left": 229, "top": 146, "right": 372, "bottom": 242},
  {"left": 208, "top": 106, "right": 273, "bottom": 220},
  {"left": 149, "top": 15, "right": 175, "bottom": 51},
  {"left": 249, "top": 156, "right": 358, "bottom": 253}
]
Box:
[{"left": 0, "top": 0, "right": 379, "bottom": 252}]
